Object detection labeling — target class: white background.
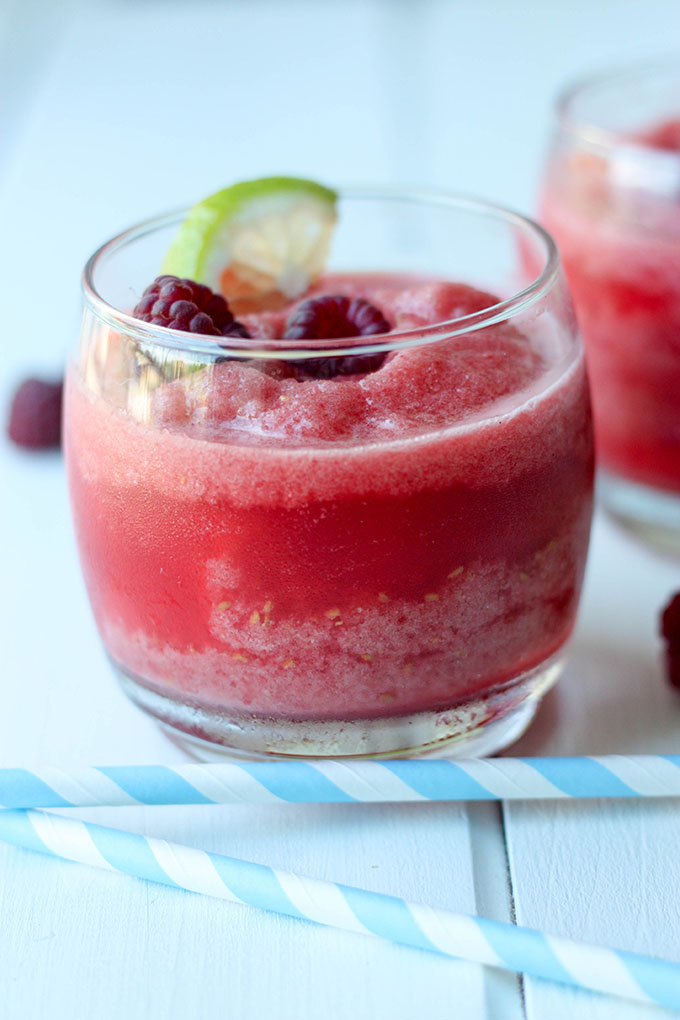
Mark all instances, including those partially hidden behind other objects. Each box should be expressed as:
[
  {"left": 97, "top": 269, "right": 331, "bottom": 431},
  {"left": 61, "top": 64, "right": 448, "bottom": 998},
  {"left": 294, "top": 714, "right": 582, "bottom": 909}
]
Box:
[{"left": 1, "top": 1, "right": 679, "bottom": 1018}]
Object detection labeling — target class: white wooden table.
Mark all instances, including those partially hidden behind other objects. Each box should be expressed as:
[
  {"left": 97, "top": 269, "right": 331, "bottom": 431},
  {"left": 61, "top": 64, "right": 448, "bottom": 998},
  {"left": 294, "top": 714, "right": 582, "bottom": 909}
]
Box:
[{"left": 1, "top": 2, "right": 679, "bottom": 1017}]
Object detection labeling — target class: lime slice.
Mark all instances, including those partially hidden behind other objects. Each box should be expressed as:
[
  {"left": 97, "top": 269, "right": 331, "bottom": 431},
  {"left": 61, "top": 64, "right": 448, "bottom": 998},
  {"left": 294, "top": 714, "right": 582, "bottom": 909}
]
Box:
[{"left": 161, "top": 176, "right": 337, "bottom": 309}]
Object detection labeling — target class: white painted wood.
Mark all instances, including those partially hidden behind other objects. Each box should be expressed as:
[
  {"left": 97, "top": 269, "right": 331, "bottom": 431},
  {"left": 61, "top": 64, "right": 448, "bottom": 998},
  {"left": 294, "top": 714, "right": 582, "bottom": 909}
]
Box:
[
  {"left": 505, "top": 516, "right": 680, "bottom": 1018},
  {"left": 2, "top": 2, "right": 680, "bottom": 1018},
  {"left": 505, "top": 797, "right": 680, "bottom": 1020}
]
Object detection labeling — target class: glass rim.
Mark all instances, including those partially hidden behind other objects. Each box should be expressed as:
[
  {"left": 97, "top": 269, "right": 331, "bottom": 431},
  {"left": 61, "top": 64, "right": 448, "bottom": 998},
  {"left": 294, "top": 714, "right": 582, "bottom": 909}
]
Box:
[
  {"left": 556, "top": 56, "right": 680, "bottom": 161},
  {"left": 81, "top": 186, "right": 560, "bottom": 360}
]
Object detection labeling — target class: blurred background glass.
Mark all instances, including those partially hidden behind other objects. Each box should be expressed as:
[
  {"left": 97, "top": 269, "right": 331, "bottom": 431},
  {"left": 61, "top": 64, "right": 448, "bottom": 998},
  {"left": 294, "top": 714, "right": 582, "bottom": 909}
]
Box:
[{"left": 541, "top": 60, "right": 680, "bottom": 546}]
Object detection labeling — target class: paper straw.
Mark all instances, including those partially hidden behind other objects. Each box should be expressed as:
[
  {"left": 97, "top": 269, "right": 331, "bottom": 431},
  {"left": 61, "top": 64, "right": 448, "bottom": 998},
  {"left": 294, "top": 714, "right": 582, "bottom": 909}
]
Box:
[
  {"left": 0, "top": 756, "right": 679, "bottom": 809},
  {"left": 0, "top": 808, "right": 677, "bottom": 1010}
]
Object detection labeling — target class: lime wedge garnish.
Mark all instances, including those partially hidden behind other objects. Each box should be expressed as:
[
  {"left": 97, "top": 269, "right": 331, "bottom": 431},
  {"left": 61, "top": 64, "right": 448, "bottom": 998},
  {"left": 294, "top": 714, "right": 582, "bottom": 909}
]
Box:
[{"left": 161, "top": 176, "right": 337, "bottom": 310}]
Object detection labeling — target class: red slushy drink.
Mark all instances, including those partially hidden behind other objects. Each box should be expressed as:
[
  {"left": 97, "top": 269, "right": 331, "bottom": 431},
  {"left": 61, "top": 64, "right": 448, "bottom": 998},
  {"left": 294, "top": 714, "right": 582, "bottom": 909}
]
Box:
[
  {"left": 65, "top": 186, "right": 593, "bottom": 757},
  {"left": 541, "top": 64, "right": 680, "bottom": 542}
]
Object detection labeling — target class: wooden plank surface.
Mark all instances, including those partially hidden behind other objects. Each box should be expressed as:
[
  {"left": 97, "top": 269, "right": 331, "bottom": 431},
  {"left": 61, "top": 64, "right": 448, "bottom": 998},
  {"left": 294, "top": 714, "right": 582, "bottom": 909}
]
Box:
[
  {"left": 506, "top": 518, "right": 680, "bottom": 1019},
  {"left": 1, "top": 2, "right": 679, "bottom": 1018}
]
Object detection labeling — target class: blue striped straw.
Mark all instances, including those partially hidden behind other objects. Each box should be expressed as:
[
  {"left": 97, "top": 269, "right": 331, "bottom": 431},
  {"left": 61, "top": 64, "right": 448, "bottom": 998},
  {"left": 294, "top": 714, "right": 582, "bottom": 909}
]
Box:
[
  {"left": 0, "top": 808, "right": 677, "bottom": 1010},
  {"left": 0, "top": 756, "right": 679, "bottom": 809}
]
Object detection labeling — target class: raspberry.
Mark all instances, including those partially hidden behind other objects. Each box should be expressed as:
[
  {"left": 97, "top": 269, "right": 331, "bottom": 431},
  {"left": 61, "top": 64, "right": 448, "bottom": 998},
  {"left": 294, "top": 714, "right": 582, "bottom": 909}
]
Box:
[
  {"left": 283, "top": 295, "right": 390, "bottom": 379},
  {"left": 644, "top": 119, "right": 680, "bottom": 152},
  {"left": 668, "top": 653, "right": 680, "bottom": 690},
  {"left": 133, "top": 276, "right": 251, "bottom": 340},
  {"left": 222, "top": 320, "right": 252, "bottom": 339},
  {"left": 284, "top": 294, "right": 389, "bottom": 340},
  {"left": 660, "top": 592, "right": 680, "bottom": 689},
  {"left": 7, "top": 377, "right": 63, "bottom": 449}
]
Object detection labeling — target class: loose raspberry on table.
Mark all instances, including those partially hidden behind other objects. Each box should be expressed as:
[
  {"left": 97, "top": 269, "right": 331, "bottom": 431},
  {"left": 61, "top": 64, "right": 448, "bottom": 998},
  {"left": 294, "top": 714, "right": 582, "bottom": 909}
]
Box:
[
  {"left": 660, "top": 592, "right": 680, "bottom": 689},
  {"left": 283, "top": 294, "right": 390, "bottom": 378},
  {"left": 7, "top": 377, "right": 63, "bottom": 449},
  {"left": 644, "top": 119, "right": 680, "bottom": 152},
  {"left": 132, "top": 276, "right": 251, "bottom": 340}
]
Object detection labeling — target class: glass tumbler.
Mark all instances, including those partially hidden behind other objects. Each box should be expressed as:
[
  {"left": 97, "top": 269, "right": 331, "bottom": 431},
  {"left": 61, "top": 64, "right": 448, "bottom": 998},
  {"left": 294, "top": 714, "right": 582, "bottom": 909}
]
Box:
[
  {"left": 64, "top": 189, "right": 594, "bottom": 760},
  {"left": 541, "top": 61, "right": 680, "bottom": 547}
]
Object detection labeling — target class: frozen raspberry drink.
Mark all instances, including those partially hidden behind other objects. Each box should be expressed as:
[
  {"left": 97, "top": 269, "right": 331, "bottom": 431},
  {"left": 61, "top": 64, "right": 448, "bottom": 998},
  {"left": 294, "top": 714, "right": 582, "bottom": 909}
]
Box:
[
  {"left": 541, "top": 62, "right": 680, "bottom": 543},
  {"left": 65, "top": 184, "right": 593, "bottom": 758}
]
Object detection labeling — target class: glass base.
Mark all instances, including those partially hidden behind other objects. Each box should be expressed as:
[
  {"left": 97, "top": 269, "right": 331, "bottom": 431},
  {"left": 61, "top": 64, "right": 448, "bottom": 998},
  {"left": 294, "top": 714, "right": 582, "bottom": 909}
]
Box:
[
  {"left": 598, "top": 471, "right": 680, "bottom": 554},
  {"left": 114, "top": 652, "right": 564, "bottom": 760}
]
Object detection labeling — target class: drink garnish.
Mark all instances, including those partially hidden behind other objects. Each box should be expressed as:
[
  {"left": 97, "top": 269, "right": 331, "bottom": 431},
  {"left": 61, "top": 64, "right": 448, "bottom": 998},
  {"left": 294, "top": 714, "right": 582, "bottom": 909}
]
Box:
[
  {"left": 283, "top": 294, "right": 389, "bottom": 378},
  {"left": 161, "top": 176, "right": 337, "bottom": 311},
  {"left": 133, "top": 275, "right": 250, "bottom": 338}
]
